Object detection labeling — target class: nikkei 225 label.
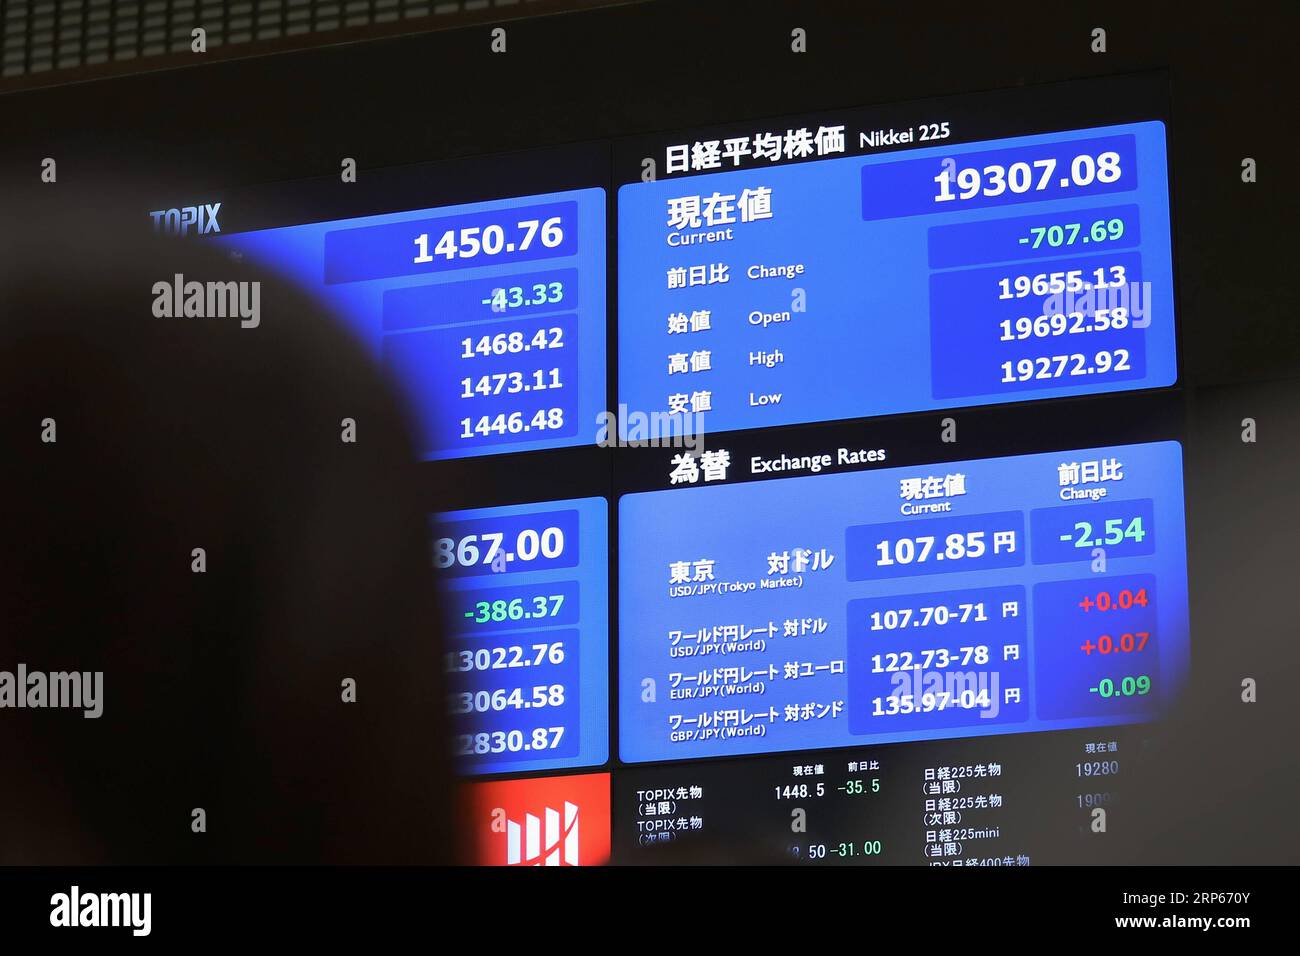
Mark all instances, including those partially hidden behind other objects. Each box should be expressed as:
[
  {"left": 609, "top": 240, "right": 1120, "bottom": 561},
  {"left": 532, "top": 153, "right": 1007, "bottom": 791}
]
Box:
[
  {"left": 617, "top": 121, "right": 1175, "bottom": 440},
  {"left": 434, "top": 497, "right": 609, "bottom": 775},
  {"left": 217, "top": 188, "right": 606, "bottom": 461},
  {"left": 617, "top": 441, "right": 1188, "bottom": 763}
]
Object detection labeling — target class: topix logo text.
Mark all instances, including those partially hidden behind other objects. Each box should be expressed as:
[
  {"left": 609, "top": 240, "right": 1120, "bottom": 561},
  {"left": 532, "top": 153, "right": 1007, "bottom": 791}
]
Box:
[{"left": 149, "top": 203, "right": 221, "bottom": 236}]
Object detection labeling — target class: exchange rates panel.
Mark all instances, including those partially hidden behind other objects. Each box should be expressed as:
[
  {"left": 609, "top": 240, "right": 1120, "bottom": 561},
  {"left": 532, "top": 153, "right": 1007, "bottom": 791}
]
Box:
[
  {"left": 435, "top": 496, "right": 609, "bottom": 775},
  {"left": 618, "top": 441, "right": 1188, "bottom": 763},
  {"left": 618, "top": 121, "right": 1175, "bottom": 437},
  {"left": 219, "top": 188, "right": 606, "bottom": 461}
]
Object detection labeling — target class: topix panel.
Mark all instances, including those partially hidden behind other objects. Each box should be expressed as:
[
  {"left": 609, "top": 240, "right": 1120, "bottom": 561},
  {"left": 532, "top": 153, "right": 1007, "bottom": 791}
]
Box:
[
  {"left": 434, "top": 496, "right": 609, "bottom": 776},
  {"left": 618, "top": 121, "right": 1176, "bottom": 437},
  {"left": 618, "top": 441, "right": 1189, "bottom": 763},
  {"left": 218, "top": 188, "right": 607, "bottom": 461}
]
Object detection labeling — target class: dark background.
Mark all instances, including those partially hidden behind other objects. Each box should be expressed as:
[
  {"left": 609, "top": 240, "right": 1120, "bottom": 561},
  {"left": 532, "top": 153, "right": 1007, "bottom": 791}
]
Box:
[
  {"left": 1, "top": 0, "right": 1297, "bottom": 864},
  {"left": 2, "top": 0, "right": 1293, "bottom": 390}
]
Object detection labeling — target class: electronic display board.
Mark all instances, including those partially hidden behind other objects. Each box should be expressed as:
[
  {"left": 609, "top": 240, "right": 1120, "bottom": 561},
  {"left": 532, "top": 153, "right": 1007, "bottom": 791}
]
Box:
[
  {"left": 433, "top": 496, "right": 609, "bottom": 776},
  {"left": 217, "top": 188, "right": 607, "bottom": 461},
  {"left": 618, "top": 121, "right": 1176, "bottom": 438},
  {"left": 619, "top": 441, "right": 1188, "bottom": 763},
  {"left": 143, "top": 71, "right": 1195, "bottom": 865},
  {"left": 612, "top": 724, "right": 1148, "bottom": 865}
]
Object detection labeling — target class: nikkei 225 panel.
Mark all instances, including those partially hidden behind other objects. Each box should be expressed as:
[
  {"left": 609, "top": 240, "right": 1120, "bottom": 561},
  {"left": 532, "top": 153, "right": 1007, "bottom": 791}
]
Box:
[
  {"left": 616, "top": 76, "right": 1177, "bottom": 440},
  {"left": 218, "top": 188, "right": 606, "bottom": 462}
]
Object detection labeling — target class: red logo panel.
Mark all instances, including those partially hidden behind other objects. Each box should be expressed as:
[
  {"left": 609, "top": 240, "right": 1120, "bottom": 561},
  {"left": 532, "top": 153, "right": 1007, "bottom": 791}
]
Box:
[{"left": 466, "top": 772, "right": 611, "bottom": 866}]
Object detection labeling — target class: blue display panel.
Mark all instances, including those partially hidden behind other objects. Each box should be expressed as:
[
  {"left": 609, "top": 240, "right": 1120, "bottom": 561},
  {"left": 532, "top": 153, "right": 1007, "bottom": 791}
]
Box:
[
  {"left": 218, "top": 189, "right": 606, "bottom": 461},
  {"left": 618, "top": 123, "right": 1175, "bottom": 437},
  {"left": 618, "top": 441, "right": 1188, "bottom": 763},
  {"left": 434, "top": 497, "right": 609, "bottom": 775}
]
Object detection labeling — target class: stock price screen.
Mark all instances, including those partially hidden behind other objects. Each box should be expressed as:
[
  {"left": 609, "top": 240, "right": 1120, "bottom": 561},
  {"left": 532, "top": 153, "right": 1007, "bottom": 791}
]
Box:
[
  {"left": 618, "top": 120, "right": 1175, "bottom": 438},
  {"left": 181, "top": 73, "right": 1189, "bottom": 865},
  {"left": 218, "top": 188, "right": 607, "bottom": 461},
  {"left": 434, "top": 497, "right": 609, "bottom": 776},
  {"left": 618, "top": 441, "right": 1189, "bottom": 763}
]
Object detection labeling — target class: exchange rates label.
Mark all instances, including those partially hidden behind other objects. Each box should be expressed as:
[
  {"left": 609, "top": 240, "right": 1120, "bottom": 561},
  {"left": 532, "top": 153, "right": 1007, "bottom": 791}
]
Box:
[
  {"left": 218, "top": 188, "right": 606, "bottom": 461},
  {"left": 435, "top": 497, "right": 609, "bottom": 776},
  {"left": 617, "top": 122, "right": 1175, "bottom": 437},
  {"left": 618, "top": 441, "right": 1188, "bottom": 763}
]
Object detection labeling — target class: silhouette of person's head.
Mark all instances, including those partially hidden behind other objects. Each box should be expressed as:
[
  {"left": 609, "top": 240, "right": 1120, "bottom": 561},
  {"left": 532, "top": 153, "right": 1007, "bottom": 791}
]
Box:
[{"left": 0, "top": 193, "right": 459, "bottom": 864}]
